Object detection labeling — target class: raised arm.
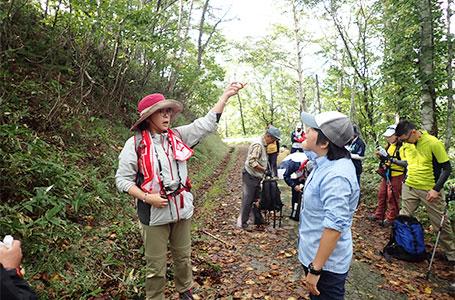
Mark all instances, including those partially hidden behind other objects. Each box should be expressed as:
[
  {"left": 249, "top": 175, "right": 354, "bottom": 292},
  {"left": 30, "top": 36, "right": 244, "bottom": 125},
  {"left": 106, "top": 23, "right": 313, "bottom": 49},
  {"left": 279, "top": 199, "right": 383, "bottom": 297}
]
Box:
[
  {"left": 211, "top": 82, "right": 246, "bottom": 114},
  {"left": 174, "top": 82, "right": 245, "bottom": 147}
]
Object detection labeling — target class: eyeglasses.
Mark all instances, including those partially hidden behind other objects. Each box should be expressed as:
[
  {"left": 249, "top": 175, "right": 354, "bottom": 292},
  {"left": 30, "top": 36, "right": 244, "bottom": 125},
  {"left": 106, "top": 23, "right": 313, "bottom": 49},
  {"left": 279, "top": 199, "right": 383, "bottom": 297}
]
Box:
[
  {"left": 158, "top": 108, "right": 173, "bottom": 117},
  {"left": 399, "top": 130, "right": 413, "bottom": 142}
]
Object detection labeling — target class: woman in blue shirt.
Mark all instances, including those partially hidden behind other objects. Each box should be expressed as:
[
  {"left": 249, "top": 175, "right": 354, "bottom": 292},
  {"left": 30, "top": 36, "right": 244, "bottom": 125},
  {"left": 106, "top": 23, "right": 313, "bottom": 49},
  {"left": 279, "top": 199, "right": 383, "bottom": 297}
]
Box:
[{"left": 299, "top": 111, "right": 360, "bottom": 300}]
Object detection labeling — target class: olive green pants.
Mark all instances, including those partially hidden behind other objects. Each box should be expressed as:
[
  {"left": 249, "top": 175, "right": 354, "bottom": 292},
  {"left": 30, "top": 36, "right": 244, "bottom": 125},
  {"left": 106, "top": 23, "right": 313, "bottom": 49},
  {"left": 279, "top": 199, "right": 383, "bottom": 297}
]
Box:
[
  {"left": 400, "top": 185, "right": 455, "bottom": 261},
  {"left": 141, "top": 219, "right": 192, "bottom": 300}
]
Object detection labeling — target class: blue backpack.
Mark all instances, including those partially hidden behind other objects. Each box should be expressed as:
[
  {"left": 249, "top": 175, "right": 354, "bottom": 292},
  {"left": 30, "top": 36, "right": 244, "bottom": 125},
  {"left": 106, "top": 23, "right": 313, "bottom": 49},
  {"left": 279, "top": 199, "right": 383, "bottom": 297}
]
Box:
[{"left": 383, "top": 215, "right": 427, "bottom": 262}]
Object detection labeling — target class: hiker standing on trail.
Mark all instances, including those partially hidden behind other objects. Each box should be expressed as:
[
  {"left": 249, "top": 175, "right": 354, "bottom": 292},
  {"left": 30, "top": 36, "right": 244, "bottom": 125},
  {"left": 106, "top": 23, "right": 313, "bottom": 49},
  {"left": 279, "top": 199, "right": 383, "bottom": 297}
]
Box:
[
  {"left": 240, "top": 126, "right": 281, "bottom": 230},
  {"left": 266, "top": 124, "right": 280, "bottom": 177},
  {"left": 291, "top": 124, "right": 306, "bottom": 153},
  {"left": 299, "top": 111, "right": 359, "bottom": 300},
  {"left": 283, "top": 153, "right": 310, "bottom": 222},
  {"left": 395, "top": 120, "right": 455, "bottom": 264},
  {"left": 368, "top": 125, "right": 407, "bottom": 227},
  {"left": 346, "top": 125, "right": 365, "bottom": 186},
  {"left": 115, "top": 82, "right": 244, "bottom": 300}
]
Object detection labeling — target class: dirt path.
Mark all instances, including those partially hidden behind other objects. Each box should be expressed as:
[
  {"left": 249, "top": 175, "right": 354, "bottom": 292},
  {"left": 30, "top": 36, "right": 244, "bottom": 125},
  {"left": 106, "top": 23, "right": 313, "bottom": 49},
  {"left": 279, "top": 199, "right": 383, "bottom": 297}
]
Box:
[{"left": 185, "top": 145, "right": 454, "bottom": 299}]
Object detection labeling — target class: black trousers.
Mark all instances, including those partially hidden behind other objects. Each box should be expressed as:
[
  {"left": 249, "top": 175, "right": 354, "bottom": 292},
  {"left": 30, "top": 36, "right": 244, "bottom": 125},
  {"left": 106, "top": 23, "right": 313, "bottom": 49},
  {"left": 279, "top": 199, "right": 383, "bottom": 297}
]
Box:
[{"left": 291, "top": 189, "right": 302, "bottom": 220}]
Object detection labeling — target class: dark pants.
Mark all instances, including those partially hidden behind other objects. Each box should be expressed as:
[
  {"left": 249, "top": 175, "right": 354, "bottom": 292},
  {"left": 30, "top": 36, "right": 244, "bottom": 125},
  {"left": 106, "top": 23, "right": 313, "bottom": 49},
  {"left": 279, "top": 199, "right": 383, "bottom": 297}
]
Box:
[
  {"left": 291, "top": 147, "right": 303, "bottom": 154},
  {"left": 290, "top": 189, "right": 302, "bottom": 220},
  {"left": 268, "top": 152, "right": 278, "bottom": 176},
  {"left": 303, "top": 265, "right": 348, "bottom": 300},
  {"left": 241, "top": 169, "right": 262, "bottom": 228},
  {"left": 356, "top": 173, "right": 361, "bottom": 207}
]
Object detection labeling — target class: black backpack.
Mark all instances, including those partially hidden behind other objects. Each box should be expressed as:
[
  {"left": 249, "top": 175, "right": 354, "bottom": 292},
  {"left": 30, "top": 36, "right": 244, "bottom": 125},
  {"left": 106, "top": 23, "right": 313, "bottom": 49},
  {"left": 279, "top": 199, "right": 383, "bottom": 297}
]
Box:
[
  {"left": 382, "top": 215, "right": 427, "bottom": 262},
  {"left": 259, "top": 178, "right": 283, "bottom": 211}
]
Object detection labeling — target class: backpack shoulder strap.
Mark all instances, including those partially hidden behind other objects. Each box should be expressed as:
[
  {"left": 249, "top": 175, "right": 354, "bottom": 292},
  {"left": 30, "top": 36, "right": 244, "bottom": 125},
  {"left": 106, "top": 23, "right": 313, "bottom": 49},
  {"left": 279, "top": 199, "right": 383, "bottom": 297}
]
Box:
[{"left": 394, "top": 143, "right": 402, "bottom": 160}]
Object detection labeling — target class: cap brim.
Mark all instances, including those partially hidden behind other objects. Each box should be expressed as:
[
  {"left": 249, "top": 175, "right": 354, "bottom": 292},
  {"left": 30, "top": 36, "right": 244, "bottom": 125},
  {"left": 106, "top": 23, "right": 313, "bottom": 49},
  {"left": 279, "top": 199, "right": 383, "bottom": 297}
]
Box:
[
  {"left": 301, "top": 112, "right": 319, "bottom": 129},
  {"left": 266, "top": 131, "right": 281, "bottom": 141},
  {"left": 130, "top": 100, "right": 183, "bottom": 131},
  {"left": 382, "top": 129, "right": 395, "bottom": 137}
]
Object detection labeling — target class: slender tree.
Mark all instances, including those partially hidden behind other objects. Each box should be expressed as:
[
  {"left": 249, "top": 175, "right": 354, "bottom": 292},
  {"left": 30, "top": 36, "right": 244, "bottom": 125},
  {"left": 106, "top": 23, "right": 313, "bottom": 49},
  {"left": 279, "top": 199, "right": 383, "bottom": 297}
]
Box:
[
  {"left": 237, "top": 93, "right": 247, "bottom": 135},
  {"left": 445, "top": 0, "right": 453, "bottom": 149},
  {"left": 419, "top": 0, "right": 437, "bottom": 134},
  {"left": 325, "top": 0, "right": 379, "bottom": 139},
  {"left": 315, "top": 74, "right": 321, "bottom": 112},
  {"left": 291, "top": 0, "right": 306, "bottom": 112}
]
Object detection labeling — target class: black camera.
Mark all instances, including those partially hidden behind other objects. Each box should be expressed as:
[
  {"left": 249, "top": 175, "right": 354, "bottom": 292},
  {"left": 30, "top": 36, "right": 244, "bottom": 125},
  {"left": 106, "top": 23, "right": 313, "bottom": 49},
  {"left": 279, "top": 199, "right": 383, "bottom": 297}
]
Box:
[{"left": 163, "top": 180, "right": 180, "bottom": 196}]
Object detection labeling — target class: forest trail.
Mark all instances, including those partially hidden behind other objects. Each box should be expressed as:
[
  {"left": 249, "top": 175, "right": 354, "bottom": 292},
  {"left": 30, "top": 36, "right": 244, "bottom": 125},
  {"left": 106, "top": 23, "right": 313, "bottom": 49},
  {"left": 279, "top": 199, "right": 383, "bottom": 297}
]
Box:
[{"left": 182, "top": 145, "right": 454, "bottom": 300}]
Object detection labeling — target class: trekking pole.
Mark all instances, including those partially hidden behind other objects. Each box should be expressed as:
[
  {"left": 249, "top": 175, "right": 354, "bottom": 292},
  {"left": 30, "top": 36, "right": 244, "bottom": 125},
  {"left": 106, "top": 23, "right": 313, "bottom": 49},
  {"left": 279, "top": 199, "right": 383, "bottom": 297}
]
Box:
[
  {"left": 426, "top": 186, "right": 454, "bottom": 280},
  {"left": 387, "top": 171, "right": 400, "bottom": 219}
]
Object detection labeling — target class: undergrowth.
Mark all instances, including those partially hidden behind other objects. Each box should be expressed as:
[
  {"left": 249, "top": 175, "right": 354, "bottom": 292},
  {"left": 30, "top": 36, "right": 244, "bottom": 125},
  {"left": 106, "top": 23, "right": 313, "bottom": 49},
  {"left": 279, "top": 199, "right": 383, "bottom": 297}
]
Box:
[{"left": 0, "top": 113, "right": 229, "bottom": 298}]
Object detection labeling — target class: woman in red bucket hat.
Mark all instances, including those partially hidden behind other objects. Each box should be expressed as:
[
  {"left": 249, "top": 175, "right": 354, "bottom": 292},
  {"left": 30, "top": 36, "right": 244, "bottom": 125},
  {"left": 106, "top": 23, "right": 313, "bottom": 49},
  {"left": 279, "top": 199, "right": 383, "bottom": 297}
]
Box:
[{"left": 115, "top": 82, "right": 245, "bottom": 299}]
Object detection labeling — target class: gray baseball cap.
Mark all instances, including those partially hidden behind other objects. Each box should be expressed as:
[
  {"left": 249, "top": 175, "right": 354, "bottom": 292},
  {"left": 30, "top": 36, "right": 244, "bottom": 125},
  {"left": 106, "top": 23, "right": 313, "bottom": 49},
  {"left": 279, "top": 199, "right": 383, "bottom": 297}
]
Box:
[
  {"left": 266, "top": 126, "right": 281, "bottom": 140},
  {"left": 301, "top": 111, "right": 354, "bottom": 147}
]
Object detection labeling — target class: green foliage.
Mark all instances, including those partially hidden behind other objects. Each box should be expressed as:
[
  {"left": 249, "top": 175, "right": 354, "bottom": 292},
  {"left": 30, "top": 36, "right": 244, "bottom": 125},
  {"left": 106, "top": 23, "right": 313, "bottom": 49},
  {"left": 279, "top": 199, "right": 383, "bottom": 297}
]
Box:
[{"left": 381, "top": 0, "right": 422, "bottom": 120}]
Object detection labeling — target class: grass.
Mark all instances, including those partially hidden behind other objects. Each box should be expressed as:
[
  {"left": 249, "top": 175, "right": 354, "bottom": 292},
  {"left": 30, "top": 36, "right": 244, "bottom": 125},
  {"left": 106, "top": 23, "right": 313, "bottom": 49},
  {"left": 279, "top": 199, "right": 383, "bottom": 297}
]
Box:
[{"left": 192, "top": 147, "right": 239, "bottom": 230}]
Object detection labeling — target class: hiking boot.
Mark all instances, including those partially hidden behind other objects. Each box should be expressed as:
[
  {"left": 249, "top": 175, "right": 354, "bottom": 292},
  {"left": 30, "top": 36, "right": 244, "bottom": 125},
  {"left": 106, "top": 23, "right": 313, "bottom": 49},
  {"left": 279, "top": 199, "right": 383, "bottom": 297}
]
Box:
[
  {"left": 255, "top": 224, "right": 266, "bottom": 231},
  {"left": 367, "top": 214, "right": 380, "bottom": 222},
  {"left": 242, "top": 226, "right": 253, "bottom": 232},
  {"left": 382, "top": 220, "right": 392, "bottom": 227},
  {"left": 441, "top": 253, "right": 455, "bottom": 266},
  {"left": 179, "top": 289, "right": 194, "bottom": 300},
  {"left": 448, "top": 283, "right": 455, "bottom": 294}
]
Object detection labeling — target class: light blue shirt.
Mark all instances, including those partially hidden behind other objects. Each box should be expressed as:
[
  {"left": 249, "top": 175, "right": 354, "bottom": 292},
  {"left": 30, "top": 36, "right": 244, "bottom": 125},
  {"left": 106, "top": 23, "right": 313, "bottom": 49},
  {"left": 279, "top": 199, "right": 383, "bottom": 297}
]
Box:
[{"left": 298, "top": 154, "right": 359, "bottom": 274}]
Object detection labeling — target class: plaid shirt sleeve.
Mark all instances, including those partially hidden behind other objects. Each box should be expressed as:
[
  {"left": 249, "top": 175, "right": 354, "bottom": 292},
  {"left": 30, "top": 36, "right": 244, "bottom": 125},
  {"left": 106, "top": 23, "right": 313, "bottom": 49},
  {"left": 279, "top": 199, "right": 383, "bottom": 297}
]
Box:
[{"left": 247, "top": 143, "right": 262, "bottom": 169}]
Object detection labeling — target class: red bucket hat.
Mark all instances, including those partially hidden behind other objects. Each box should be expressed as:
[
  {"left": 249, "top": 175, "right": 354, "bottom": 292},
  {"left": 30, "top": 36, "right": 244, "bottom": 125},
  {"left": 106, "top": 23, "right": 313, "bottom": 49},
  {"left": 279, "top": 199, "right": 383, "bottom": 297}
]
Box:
[{"left": 130, "top": 93, "right": 183, "bottom": 131}]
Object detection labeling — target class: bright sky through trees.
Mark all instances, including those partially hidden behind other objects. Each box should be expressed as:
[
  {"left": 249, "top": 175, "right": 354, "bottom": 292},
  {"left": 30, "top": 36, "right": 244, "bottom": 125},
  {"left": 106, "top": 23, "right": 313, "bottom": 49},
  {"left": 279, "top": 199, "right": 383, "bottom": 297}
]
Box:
[
  {"left": 212, "top": 0, "right": 288, "bottom": 40},
  {"left": 212, "top": 0, "right": 330, "bottom": 82}
]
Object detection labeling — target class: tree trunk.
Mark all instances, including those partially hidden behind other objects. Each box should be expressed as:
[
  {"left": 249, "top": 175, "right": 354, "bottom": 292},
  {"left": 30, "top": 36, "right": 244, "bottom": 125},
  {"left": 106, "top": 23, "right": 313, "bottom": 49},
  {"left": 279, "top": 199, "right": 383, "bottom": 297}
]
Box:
[
  {"left": 224, "top": 116, "right": 228, "bottom": 138},
  {"left": 338, "top": 52, "right": 344, "bottom": 98},
  {"left": 350, "top": 77, "right": 356, "bottom": 121},
  {"left": 237, "top": 94, "right": 247, "bottom": 135},
  {"left": 315, "top": 74, "right": 321, "bottom": 113},
  {"left": 337, "top": 77, "right": 343, "bottom": 98},
  {"left": 291, "top": 0, "right": 305, "bottom": 112},
  {"left": 327, "top": 2, "right": 376, "bottom": 140},
  {"left": 197, "top": 0, "right": 210, "bottom": 68},
  {"left": 419, "top": 0, "right": 437, "bottom": 134},
  {"left": 167, "top": 0, "right": 194, "bottom": 94},
  {"left": 445, "top": 0, "right": 453, "bottom": 149},
  {"left": 52, "top": 0, "right": 62, "bottom": 28},
  {"left": 110, "top": 34, "right": 120, "bottom": 67},
  {"left": 270, "top": 80, "right": 274, "bottom": 124},
  {"left": 44, "top": 0, "right": 49, "bottom": 17},
  {"left": 177, "top": 0, "right": 184, "bottom": 36}
]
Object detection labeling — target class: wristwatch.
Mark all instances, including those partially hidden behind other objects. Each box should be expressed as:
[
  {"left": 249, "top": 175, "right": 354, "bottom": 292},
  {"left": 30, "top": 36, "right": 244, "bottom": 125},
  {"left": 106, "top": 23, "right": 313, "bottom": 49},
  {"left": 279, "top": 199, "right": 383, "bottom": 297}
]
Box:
[{"left": 308, "top": 262, "right": 322, "bottom": 275}]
